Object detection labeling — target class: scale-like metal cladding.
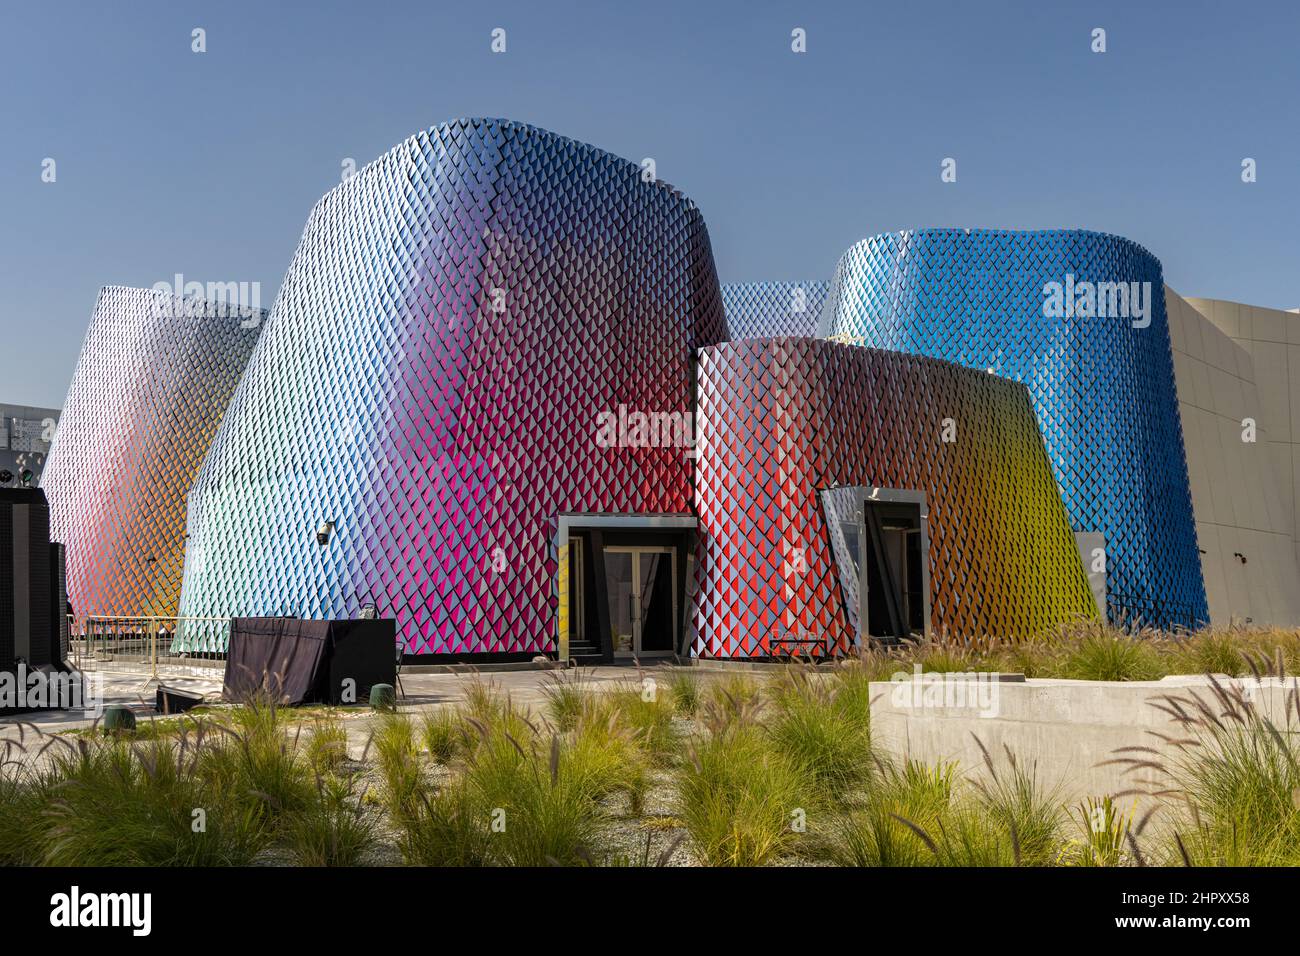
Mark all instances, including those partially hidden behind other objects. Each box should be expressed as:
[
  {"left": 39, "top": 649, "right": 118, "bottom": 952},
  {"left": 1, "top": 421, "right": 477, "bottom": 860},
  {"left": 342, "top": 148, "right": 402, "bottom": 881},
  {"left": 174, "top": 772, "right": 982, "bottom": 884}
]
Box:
[
  {"left": 722, "top": 281, "right": 828, "bottom": 339},
  {"left": 178, "top": 118, "right": 725, "bottom": 654},
  {"left": 693, "top": 338, "right": 1097, "bottom": 657},
  {"left": 41, "top": 286, "right": 264, "bottom": 618},
  {"left": 819, "top": 229, "right": 1207, "bottom": 629}
]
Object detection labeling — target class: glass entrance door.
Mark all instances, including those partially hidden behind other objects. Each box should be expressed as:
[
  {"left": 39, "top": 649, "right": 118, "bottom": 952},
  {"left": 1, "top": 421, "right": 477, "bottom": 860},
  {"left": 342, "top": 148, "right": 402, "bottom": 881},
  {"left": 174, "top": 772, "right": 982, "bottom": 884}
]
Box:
[{"left": 604, "top": 546, "right": 676, "bottom": 657}]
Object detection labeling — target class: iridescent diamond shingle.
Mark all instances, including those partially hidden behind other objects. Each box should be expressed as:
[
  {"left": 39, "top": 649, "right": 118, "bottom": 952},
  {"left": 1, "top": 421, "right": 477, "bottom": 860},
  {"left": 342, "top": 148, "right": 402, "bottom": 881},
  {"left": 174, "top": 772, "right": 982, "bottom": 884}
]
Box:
[
  {"left": 41, "top": 286, "right": 264, "bottom": 618},
  {"left": 177, "top": 118, "right": 725, "bottom": 655},
  {"left": 694, "top": 338, "right": 1098, "bottom": 657},
  {"left": 722, "top": 281, "right": 829, "bottom": 339},
  {"left": 54, "top": 126, "right": 1198, "bottom": 657},
  {"left": 817, "top": 229, "right": 1207, "bottom": 629}
]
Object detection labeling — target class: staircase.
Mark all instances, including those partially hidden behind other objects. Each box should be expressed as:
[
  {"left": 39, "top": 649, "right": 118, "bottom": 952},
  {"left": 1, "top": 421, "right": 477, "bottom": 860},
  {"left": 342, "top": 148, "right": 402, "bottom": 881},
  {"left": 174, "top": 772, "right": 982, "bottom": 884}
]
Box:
[{"left": 567, "top": 639, "right": 603, "bottom": 664}]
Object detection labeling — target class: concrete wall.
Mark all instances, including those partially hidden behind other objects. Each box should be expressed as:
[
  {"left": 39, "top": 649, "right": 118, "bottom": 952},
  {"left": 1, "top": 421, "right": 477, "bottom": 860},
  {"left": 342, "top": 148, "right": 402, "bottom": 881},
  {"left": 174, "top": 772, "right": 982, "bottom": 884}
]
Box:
[
  {"left": 1184, "top": 296, "right": 1300, "bottom": 579},
  {"left": 1166, "top": 288, "right": 1300, "bottom": 626},
  {"left": 869, "top": 675, "right": 1297, "bottom": 807}
]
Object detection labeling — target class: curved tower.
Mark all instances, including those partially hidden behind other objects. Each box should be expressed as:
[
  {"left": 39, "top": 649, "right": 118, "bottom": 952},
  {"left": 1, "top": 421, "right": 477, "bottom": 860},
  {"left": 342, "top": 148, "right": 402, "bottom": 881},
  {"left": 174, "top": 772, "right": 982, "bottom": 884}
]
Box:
[
  {"left": 818, "top": 229, "right": 1207, "bottom": 629},
  {"left": 694, "top": 338, "right": 1098, "bottom": 656},
  {"left": 178, "top": 118, "right": 725, "bottom": 655},
  {"left": 41, "top": 286, "right": 264, "bottom": 618}
]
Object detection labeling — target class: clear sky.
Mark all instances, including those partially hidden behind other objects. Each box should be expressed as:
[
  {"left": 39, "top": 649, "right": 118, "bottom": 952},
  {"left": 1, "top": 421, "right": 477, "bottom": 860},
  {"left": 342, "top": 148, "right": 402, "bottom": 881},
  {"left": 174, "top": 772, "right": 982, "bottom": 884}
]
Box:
[{"left": 3, "top": 0, "right": 1297, "bottom": 408}]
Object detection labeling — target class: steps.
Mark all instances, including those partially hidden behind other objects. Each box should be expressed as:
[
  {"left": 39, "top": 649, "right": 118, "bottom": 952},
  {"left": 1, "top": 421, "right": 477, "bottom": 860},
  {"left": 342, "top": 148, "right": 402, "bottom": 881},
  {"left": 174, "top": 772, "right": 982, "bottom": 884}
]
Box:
[{"left": 567, "top": 641, "right": 603, "bottom": 663}]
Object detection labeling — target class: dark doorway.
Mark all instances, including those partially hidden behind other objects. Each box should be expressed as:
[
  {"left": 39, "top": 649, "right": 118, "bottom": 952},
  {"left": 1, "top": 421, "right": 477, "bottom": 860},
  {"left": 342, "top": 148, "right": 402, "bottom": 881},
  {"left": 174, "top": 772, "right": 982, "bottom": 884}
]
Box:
[
  {"left": 863, "top": 500, "right": 925, "bottom": 642},
  {"left": 561, "top": 522, "right": 692, "bottom": 663}
]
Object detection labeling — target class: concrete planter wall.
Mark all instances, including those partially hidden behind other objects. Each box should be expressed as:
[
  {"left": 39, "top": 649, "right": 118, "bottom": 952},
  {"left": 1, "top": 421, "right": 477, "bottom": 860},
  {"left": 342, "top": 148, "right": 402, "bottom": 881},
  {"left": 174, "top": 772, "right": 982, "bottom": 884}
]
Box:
[{"left": 869, "top": 675, "right": 1298, "bottom": 807}]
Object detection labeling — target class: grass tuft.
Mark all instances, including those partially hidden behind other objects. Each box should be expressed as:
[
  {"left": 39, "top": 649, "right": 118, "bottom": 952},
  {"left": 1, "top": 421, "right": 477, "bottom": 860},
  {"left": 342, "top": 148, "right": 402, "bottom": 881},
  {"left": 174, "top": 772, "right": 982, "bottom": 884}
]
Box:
[
  {"left": 677, "top": 722, "right": 813, "bottom": 866},
  {"left": 664, "top": 667, "right": 703, "bottom": 716},
  {"left": 370, "top": 714, "right": 425, "bottom": 823},
  {"left": 305, "top": 715, "right": 349, "bottom": 774},
  {"left": 1062, "top": 629, "right": 1164, "bottom": 682},
  {"left": 765, "top": 666, "right": 872, "bottom": 801},
  {"left": 286, "top": 773, "right": 376, "bottom": 866},
  {"left": 420, "top": 708, "right": 466, "bottom": 764}
]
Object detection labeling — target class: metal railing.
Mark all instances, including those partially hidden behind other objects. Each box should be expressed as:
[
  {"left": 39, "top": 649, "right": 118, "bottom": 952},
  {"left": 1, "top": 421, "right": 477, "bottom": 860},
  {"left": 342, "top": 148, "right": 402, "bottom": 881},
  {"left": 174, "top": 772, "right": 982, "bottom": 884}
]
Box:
[
  {"left": 1108, "top": 593, "right": 1201, "bottom": 633},
  {"left": 73, "top": 615, "right": 231, "bottom": 684}
]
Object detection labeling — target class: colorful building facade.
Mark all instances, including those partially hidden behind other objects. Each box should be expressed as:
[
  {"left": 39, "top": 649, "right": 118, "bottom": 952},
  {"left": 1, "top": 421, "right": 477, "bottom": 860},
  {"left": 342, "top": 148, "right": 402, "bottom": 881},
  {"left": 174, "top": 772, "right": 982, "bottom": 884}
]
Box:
[
  {"left": 818, "top": 229, "right": 1208, "bottom": 630},
  {"left": 177, "top": 118, "right": 725, "bottom": 655},
  {"left": 41, "top": 286, "right": 264, "bottom": 618},
  {"left": 47, "top": 121, "right": 1228, "bottom": 659},
  {"left": 693, "top": 338, "right": 1097, "bottom": 657}
]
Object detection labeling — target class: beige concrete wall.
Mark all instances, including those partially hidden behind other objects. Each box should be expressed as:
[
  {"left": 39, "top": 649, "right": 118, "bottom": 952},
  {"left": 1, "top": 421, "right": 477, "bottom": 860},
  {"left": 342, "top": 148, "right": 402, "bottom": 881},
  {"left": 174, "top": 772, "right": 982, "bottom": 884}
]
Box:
[
  {"left": 1166, "top": 288, "right": 1300, "bottom": 625},
  {"left": 1185, "top": 296, "right": 1300, "bottom": 575},
  {"left": 869, "top": 675, "right": 1297, "bottom": 807}
]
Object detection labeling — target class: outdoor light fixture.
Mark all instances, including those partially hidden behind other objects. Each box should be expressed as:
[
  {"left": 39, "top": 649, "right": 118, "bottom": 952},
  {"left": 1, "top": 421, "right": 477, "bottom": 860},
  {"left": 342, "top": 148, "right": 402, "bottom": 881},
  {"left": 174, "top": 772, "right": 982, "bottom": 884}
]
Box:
[
  {"left": 316, "top": 520, "right": 335, "bottom": 546},
  {"left": 1234, "top": 552, "right": 1247, "bottom": 564}
]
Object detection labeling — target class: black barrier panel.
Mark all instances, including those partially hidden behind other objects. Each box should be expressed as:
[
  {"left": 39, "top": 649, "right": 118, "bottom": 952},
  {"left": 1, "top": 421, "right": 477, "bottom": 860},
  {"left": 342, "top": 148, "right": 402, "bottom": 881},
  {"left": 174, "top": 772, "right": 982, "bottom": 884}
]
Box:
[
  {"left": 0, "top": 488, "right": 73, "bottom": 714},
  {"left": 223, "top": 617, "right": 396, "bottom": 705}
]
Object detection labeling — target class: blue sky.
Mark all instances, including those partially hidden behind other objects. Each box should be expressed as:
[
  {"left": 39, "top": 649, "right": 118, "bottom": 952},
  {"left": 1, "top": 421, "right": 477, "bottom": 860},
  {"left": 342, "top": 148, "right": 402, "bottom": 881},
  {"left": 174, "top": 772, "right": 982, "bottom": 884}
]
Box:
[{"left": 3, "top": 0, "right": 1297, "bottom": 407}]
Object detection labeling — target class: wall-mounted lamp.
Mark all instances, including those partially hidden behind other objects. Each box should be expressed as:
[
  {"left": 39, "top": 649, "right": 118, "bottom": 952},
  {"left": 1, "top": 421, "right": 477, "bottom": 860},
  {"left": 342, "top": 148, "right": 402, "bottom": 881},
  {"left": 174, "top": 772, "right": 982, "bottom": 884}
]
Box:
[{"left": 1233, "top": 552, "right": 1247, "bottom": 565}]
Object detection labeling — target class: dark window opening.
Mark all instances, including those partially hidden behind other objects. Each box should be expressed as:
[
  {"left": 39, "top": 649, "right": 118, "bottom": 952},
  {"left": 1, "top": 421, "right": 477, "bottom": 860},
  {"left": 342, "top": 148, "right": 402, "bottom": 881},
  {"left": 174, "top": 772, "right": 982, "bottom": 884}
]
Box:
[{"left": 863, "top": 501, "right": 925, "bottom": 642}]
